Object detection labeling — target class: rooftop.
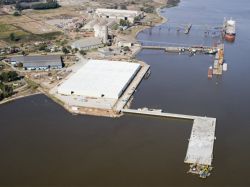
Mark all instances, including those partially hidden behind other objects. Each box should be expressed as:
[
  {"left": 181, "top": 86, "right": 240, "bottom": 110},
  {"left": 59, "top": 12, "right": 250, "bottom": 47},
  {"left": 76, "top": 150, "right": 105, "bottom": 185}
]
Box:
[
  {"left": 96, "top": 8, "right": 142, "bottom": 18},
  {"left": 71, "top": 37, "right": 103, "bottom": 49},
  {"left": 10, "top": 55, "right": 62, "bottom": 68},
  {"left": 57, "top": 59, "right": 141, "bottom": 99}
]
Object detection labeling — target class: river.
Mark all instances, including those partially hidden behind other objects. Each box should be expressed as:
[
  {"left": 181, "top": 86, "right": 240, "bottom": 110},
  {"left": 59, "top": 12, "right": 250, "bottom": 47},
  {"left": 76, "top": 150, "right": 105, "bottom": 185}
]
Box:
[{"left": 1, "top": 0, "right": 250, "bottom": 186}]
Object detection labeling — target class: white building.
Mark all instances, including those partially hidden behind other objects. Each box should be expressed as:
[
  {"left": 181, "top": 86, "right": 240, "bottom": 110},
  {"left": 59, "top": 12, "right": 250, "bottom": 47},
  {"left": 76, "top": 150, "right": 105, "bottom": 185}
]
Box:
[
  {"left": 94, "top": 24, "right": 108, "bottom": 43},
  {"left": 95, "top": 8, "right": 144, "bottom": 23},
  {"left": 57, "top": 60, "right": 141, "bottom": 99}
]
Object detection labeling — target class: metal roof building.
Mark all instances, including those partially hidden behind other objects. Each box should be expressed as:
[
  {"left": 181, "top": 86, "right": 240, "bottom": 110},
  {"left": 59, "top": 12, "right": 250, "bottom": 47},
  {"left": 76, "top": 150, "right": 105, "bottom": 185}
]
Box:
[
  {"left": 96, "top": 8, "right": 144, "bottom": 23},
  {"left": 71, "top": 37, "right": 103, "bottom": 50},
  {"left": 57, "top": 60, "right": 141, "bottom": 99},
  {"left": 10, "top": 55, "right": 62, "bottom": 70}
]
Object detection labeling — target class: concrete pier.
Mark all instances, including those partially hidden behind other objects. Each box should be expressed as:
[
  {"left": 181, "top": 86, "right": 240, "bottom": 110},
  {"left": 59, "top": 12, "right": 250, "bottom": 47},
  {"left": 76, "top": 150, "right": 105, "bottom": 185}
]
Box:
[
  {"left": 114, "top": 62, "right": 150, "bottom": 112},
  {"left": 121, "top": 108, "right": 216, "bottom": 166},
  {"left": 141, "top": 45, "right": 218, "bottom": 54}
]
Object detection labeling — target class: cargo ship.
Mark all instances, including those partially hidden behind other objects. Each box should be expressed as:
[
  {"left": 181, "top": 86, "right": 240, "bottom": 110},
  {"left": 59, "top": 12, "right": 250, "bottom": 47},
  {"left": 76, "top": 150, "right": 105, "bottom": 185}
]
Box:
[{"left": 223, "top": 18, "right": 236, "bottom": 42}]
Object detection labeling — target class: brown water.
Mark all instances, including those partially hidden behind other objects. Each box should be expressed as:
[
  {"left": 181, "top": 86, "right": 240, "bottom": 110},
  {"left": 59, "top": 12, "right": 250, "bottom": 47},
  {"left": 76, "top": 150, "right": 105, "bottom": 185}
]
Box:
[{"left": 1, "top": 0, "right": 250, "bottom": 186}]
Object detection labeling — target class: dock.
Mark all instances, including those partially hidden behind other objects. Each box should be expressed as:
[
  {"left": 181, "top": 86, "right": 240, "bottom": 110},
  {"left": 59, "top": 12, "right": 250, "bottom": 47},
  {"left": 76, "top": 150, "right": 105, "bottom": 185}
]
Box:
[
  {"left": 121, "top": 108, "right": 216, "bottom": 176},
  {"left": 212, "top": 44, "right": 224, "bottom": 75},
  {"left": 141, "top": 45, "right": 218, "bottom": 54},
  {"left": 113, "top": 62, "right": 150, "bottom": 112}
]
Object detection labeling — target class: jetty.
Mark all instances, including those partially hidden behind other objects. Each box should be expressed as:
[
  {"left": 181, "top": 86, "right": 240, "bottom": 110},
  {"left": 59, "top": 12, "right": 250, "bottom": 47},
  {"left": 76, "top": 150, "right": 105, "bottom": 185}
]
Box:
[
  {"left": 121, "top": 108, "right": 216, "bottom": 178},
  {"left": 113, "top": 62, "right": 150, "bottom": 112},
  {"left": 141, "top": 45, "right": 218, "bottom": 54},
  {"left": 213, "top": 44, "right": 225, "bottom": 75}
]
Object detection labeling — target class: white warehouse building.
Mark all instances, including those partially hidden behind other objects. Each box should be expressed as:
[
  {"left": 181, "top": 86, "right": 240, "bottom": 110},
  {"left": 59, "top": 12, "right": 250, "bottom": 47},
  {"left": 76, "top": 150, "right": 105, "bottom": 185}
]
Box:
[
  {"left": 57, "top": 60, "right": 141, "bottom": 99},
  {"left": 95, "top": 8, "right": 144, "bottom": 23}
]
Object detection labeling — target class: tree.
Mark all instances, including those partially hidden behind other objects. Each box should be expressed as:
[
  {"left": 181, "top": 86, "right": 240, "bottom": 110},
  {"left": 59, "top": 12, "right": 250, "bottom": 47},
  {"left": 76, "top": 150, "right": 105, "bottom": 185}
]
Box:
[
  {"left": 79, "top": 50, "right": 86, "bottom": 56},
  {"left": 119, "top": 19, "right": 130, "bottom": 27},
  {"left": 0, "top": 71, "right": 18, "bottom": 82},
  {"left": 39, "top": 43, "right": 47, "bottom": 51},
  {"left": 0, "top": 83, "right": 13, "bottom": 99},
  {"left": 8, "top": 71, "right": 18, "bottom": 81},
  {"left": 9, "top": 33, "right": 16, "bottom": 41},
  {"left": 62, "top": 46, "right": 70, "bottom": 54},
  {"left": 13, "top": 11, "right": 21, "bottom": 16},
  {"left": 31, "top": 1, "right": 60, "bottom": 10}
]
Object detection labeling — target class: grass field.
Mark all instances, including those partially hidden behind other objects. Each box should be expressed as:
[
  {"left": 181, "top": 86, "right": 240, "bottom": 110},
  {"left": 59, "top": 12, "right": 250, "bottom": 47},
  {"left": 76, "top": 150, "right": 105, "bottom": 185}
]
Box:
[{"left": 0, "top": 23, "right": 30, "bottom": 39}]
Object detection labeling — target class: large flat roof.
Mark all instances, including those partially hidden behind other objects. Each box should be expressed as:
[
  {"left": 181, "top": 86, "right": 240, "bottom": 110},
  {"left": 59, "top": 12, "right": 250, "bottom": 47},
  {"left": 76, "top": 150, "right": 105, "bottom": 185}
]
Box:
[{"left": 58, "top": 60, "right": 141, "bottom": 99}]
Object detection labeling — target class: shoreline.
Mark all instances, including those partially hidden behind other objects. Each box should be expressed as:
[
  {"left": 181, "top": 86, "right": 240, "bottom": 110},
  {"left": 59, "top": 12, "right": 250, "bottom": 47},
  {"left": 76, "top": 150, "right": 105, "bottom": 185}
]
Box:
[
  {"left": 134, "top": 0, "right": 180, "bottom": 39},
  {"left": 0, "top": 91, "right": 41, "bottom": 105}
]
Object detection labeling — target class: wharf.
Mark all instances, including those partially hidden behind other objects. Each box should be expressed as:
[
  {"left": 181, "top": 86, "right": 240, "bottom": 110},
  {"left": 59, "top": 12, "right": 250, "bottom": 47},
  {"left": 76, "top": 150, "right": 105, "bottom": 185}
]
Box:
[
  {"left": 122, "top": 108, "right": 216, "bottom": 167},
  {"left": 113, "top": 62, "right": 150, "bottom": 112},
  {"left": 141, "top": 45, "right": 218, "bottom": 54}
]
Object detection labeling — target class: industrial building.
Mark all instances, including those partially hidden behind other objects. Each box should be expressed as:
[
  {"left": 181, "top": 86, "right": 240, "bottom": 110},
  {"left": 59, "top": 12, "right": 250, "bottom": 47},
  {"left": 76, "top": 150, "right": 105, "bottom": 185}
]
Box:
[
  {"left": 57, "top": 60, "right": 141, "bottom": 99},
  {"left": 71, "top": 37, "right": 103, "bottom": 50},
  {"left": 95, "top": 8, "right": 144, "bottom": 23},
  {"left": 10, "top": 55, "right": 62, "bottom": 70},
  {"left": 94, "top": 24, "right": 108, "bottom": 43}
]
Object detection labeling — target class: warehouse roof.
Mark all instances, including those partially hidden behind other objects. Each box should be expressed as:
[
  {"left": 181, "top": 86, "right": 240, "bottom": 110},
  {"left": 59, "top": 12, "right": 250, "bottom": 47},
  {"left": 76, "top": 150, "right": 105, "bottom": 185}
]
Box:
[
  {"left": 57, "top": 60, "right": 141, "bottom": 99},
  {"left": 10, "top": 55, "right": 62, "bottom": 68},
  {"left": 96, "top": 8, "right": 142, "bottom": 18},
  {"left": 71, "top": 37, "right": 103, "bottom": 49}
]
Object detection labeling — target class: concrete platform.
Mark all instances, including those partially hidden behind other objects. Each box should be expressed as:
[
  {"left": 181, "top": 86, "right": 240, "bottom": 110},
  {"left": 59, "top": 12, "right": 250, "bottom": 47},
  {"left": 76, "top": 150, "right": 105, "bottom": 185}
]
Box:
[
  {"left": 184, "top": 117, "right": 216, "bottom": 166},
  {"left": 122, "top": 108, "right": 216, "bottom": 166}
]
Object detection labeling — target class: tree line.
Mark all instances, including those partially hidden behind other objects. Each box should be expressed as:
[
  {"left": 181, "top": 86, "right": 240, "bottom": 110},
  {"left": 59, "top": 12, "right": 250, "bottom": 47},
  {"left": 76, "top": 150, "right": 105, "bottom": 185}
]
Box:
[{"left": 0, "top": 71, "right": 19, "bottom": 101}]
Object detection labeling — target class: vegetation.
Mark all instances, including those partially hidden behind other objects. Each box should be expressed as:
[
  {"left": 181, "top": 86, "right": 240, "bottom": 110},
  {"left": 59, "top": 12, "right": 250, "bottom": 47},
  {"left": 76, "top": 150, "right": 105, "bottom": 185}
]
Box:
[
  {"left": 9, "top": 32, "right": 20, "bottom": 41},
  {"left": 134, "top": 16, "right": 141, "bottom": 22},
  {"left": 0, "top": 23, "right": 29, "bottom": 40},
  {"left": 62, "top": 46, "right": 70, "bottom": 54},
  {"left": 140, "top": 5, "right": 155, "bottom": 13},
  {"left": 13, "top": 11, "right": 21, "bottom": 16},
  {"left": 0, "top": 82, "right": 13, "bottom": 101},
  {"left": 0, "top": 71, "right": 18, "bottom": 101},
  {"left": 25, "top": 77, "right": 39, "bottom": 90},
  {"left": 0, "top": 71, "right": 19, "bottom": 82},
  {"left": 119, "top": 19, "right": 130, "bottom": 27},
  {"left": 15, "top": 0, "right": 60, "bottom": 10},
  {"left": 111, "top": 23, "right": 119, "bottom": 30},
  {"left": 79, "top": 50, "right": 86, "bottom": 56},
  {"left": 38, "top": 43, "right": 47, "bottom": 51},
  {"left": 31, "top": 1, "right": 60, "bottom": 10}
]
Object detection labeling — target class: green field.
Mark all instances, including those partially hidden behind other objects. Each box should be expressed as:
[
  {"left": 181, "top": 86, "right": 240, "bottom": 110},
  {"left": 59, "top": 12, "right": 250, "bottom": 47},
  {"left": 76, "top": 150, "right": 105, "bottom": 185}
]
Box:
[{"left": 0, "top": 23, "right": 30, "bottom": 39}]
